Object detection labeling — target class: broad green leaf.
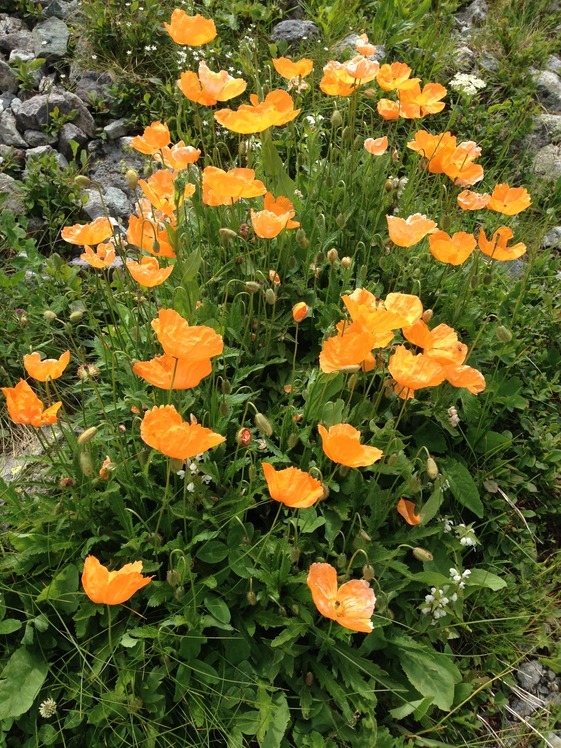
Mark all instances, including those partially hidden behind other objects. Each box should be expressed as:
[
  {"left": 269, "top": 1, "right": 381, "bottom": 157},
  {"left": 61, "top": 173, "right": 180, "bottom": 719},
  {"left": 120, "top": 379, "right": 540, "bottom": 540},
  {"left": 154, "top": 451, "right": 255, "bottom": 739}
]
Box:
[
  {"left": 196, "top": 541, "right": 229, "bottom": 563},
  {"left": 36, "top": 563, "right": 80, "bottom": 612},
  {"left": 441, "top": 460, "right": 484, "bottom": 518},
  {"left": 204, "top": 595, "right": 231, "bottom": 624},
  {"left": 261, "top": 692, "right": 290, "bottom": 748},
  {"left": 464, "top": 568, "right": 507, "bottom": 591},
  {"left": 0, "top": 619, "right": 22, "bottom": 635},
  {"left": 0, "top": 646, "right": 48, "bottom": 719},
  {"left": 420, "top": 483, "right": 444, "bottom": 524}
]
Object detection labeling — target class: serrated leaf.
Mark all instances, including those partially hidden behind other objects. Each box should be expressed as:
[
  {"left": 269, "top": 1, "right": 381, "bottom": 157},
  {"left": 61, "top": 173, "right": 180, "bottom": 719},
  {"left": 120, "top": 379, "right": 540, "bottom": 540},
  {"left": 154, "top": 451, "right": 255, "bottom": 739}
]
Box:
[{"left": 0, "top": 647, "right": 48, "bottom": 719}]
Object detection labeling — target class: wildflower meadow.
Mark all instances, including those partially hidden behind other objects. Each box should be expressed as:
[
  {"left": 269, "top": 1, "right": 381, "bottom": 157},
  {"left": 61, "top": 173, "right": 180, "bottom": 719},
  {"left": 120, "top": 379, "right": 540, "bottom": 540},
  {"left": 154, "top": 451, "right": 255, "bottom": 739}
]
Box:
[{"left": 1, "top": 0, "right": 561, "bottom": 745}]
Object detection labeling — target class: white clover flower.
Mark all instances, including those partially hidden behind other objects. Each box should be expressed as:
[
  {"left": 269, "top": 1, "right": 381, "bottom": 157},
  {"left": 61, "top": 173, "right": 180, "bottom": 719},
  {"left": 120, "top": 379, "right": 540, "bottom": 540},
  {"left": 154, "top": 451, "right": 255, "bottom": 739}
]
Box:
[
  {"left": 449, "top": 72, "right": 486, "bottom": 97},
  {"left": 39, "top": 698, "right": 57, "bottom": 719}
]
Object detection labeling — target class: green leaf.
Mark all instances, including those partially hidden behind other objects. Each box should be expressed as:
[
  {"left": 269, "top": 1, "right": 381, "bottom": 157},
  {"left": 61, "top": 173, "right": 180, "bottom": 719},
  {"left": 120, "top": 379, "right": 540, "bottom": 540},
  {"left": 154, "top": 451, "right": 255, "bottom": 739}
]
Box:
[
  {"left": 420, "top": 483, "right": 444, "bottom": 524},
  {"left": 441, "top": 460, "right": 484, "bottom": 518},
  {"left": 391, "top": 636, "right": 461, "bottom": 711},
  {"left": 204, "top": 595, "right": 231, "bottom": 624},
  {"left": 464, "top": 568, "right": 507, "bottom": 591},
  {"left": 0, "top": 646, "right": 48, "bottom": 719},
  {"left": 0, "top": 619, "right": 22, "bottom": 635},
  {"left": 36, "top": 563, "right": 80, "bottom": 612},
  {"left": 261, "top": 692, "right": 290, "bottom": 748},
  {"left": 196, "top": 541, "right": 229, "bottom": 563}
]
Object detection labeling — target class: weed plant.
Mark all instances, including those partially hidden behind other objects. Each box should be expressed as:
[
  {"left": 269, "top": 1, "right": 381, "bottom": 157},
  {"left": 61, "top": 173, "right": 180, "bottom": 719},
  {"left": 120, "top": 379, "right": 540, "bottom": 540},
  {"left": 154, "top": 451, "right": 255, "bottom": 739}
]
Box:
[{"left": 1, "top": 2, "right": 561, "bottom": 747}]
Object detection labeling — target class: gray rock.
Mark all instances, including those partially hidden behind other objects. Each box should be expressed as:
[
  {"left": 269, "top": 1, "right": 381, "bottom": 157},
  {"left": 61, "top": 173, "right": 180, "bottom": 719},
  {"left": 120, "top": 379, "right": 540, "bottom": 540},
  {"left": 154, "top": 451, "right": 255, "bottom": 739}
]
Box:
[
  {"left": 534, "top": 69, "right": 561, "bottom": 114},
  {"left": 87, "top": 137, "right": 144, "bottom": 194},
  {"left": 516, "top": 660, "right": 545, "bottom": 692},
  {"left": 547, "top": 55, "right": 561, "bottom": 75},
  {"left": 478, "top": 51, "right": 499, "bottom": 73},
  {"left": 453, "top": 44, "right": 476, "bottom": 71},
  {"left": 0, "top": 60, "right": 18, "bottom": 94},
  {"left": 545, "top": 735, "right": 561, "bottom": 748},
  {"left": 270, "top": 19, "right": 320, "bottom": 46},
  {"left": 23, "top": 129, "right": 57, "bottom": 147},
  {"left": 455, "top": 0, "right": 488, "bottom": 33},
  {"left": 25, "top": 144, "right": 68, "bottom": 169},
  {"left": 75, "top": 70, "right": 114, "bottom": 105},
  {"left": 0, "top": 92, "right": 16, "bottom": 110},
  {"left": 542, "top": 226, "right": 561, "bottom": 248},
  {"left": 9, "top": 97, "right": 22, "bottom": 114},
  {"left": 533, "top": 143, "right": 561, "bottom": 180},
  {"left": 103, "top": 118, "right": 128, "bottom": 140},
  {"left": 9, "top": 48, "right": 36, "bottom": 64},
  {"left": 43, "top": 0, "right": 80, "bottom": 20},
  {"left": 83, "top": 185, "right": 132, "bottom": 219},
  {"left": 0, "top": 15, "right": 28, "bottom": 35},
  {"left": 335, "top": 33, "right": 386, "bottom": 63},
  {"left": 58, "top": 122, "right": 88, "bottom": 159},
  {"left": 15, "top": 89, "right": 96, "bottom": 137},
  {"left": 0, "top": 31, "right": 36, "bottom": 56},
  {"left": 0, "top": 172, "right": 25, "bottom": 214},
  {"left": 33, "top": 17, "right": 69, "bottom": 60},
  {"left": 527, "top": 113, "right": 561, "bottom": 150},
  {"left": 0, "top": 110, "right": 28, "bottom": 147}
]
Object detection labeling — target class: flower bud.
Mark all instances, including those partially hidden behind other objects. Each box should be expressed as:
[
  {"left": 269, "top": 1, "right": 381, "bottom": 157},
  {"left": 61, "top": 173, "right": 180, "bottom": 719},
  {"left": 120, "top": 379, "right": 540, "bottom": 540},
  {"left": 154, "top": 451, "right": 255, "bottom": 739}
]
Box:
[
  {"left": 336, "top": 212, "right": 346, "bottom": 228},
  {"left": 362, "top": 564, "right": 375, "bottom": 581},
  {"left": 246, "top": 590, "right": 257, "bottom": 605},
  {"left": 330, "top": 109, "right": 343, "bottom": 128},
  {"left": 296, "top": 228, "right": 309, "bottom": 248},
  {"left": 219, "top": 228, "right": 238, "bottom": 244},
  {"left": 496, "top": 325, "right": 513, "bottom": 343},
  {"left": 339, "top": 365, "right": 360, "bottom": 375},
  {"left": 422, "top": 308, "right": 433, "bottom": 323},
  {"left": 69, "top": 310, "right": 83, "bottom": 323},
  {"left": 167, "top": 569, "right": 181, "bottom": 587},
  {"left": 79, "top": 451, "right": 93, "bottom": 477},
  {"left": 426, "top": 456, "right": 438, "bottom": 480},
  {"left": 236, "top": 428, "right": 252, "bottom": 446},
  {"left": 341, "top": 256, "right": 352, "bottom": 269},
  {"left": 412, "top": 547, "right": 434, "bottom": 562},
  {"left": 287, "top": 433, "right": 299, "bottom": 449},
  {"left": 43, "top": 310, "right": 57, "bottom": 322},
  {"left": 482, "top": 272, "right": 493, "bottom": 286},
  {"left": 341, "top": 125, "right": 352, "bottom": 141},
  {"left": 77, "top": 426, "right": 98, "bottom": 446},
  {"left": 174, "top": 585, "right": 185, "bottom": 601},
  {"left": 125, "top": 169, "right": 139, "bottom": 190},
  {"left": 221, "top": 378, "right": 232, "bottom": 394},
  {"left": 289, "top": 546, "right": 301, "bottom": 563},
  {"left": 244, "top": 281, "right": 261, "bottom": 293},
  {"left": 59, "top": 477, "right": 75, "bottom": 489},
  {"left": 292, "top": 301, "right": 309, "bottom": 323},
  {"left": 385, "top": 179, "right": 394, "bottom": 192},
  {"left": 219, "top": 400, "right": 229, "bottom": 417},
  {"left": 239, "top": 223, "right": 250, "bottom": 239},
  {"left": 327, "top": 247, "right": 338, "bottom": 264},
  {"left": 264, "top": 288, "right": 277, "bottom": 305},
  {"left": 305, "top": 672, "right": 314, "bottom": 687},
  {"left": 441, "top": 214, "right": 451, "bottom": 232},
  {"left": 74, "top": 175, "right": 92, "bottom": 188},
  {"left": 254, "top": 412, "right": 273, "bottom": 437},
  {"left": 359, "top": 529, "right": 372, "bottom": 542}
]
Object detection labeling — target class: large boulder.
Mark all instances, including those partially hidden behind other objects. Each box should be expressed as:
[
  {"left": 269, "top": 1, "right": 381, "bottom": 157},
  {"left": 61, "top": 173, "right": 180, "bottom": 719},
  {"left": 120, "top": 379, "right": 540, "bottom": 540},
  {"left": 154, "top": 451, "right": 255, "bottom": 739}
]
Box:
[
  {"left": 0, "top": 172, "right": 25, "bottom": 214},
  {"left": 0, "top": 60, "right": 18, "bottom": 94},
  {"left": 533, "top": 143, "right": 561, "bottom": 181},
  {"left": 534, "top": 70, "right": 561, "bottom": 114},
  {"left": 270, "top": 20, "right": 320, "bottom": 46},
  {"left": 0, "top": 110, "right": 28, "bottom": 147},
  {"left": 14, "top": 89, "right": 96, "bottom": 137},
  {"left": 33, "top": 17, "right": 69, "bottom": 61}
]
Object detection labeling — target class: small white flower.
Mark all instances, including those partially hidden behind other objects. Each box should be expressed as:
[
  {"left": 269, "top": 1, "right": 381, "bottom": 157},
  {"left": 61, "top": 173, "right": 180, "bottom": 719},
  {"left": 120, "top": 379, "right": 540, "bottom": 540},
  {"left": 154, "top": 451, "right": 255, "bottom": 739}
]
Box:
[
  {"left": 186, "top": 482, "right": 195, "bottom": 493},
  {"left": 447, "top": 406, "right": 460, "bottom": 427},
  {"left": 126, "top": 50, "right": 133, "bottom": 55},
  {"left": 176, "top": 470, "right": 185, "bottom": 479},
  {"left": 39, "top": 698, "right": 57, "bottom": 719},
  {"left": 91, "top": 54, "right": 98, "bottom": 60},
  {"left": 201, "top": 474, "right": 212, "bottom": 485},
  {"left": 449, "top": 72, "right": 486, "bottom": 97}
]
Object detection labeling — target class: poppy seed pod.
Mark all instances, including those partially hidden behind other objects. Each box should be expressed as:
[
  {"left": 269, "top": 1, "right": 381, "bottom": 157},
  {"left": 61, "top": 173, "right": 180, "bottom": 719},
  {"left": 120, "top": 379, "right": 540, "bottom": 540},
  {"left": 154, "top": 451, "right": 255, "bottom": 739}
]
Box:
[
  {"left": 496, "top": 325, "right": 513, "bottom": 342},
  {"left": 426, "top": 456, "right": 439, "bottom": 480},
  {"left": 245, "top": 281, "right": 261, "bottom": 293},
  {"left": 74, "top": 175, "right": 92, "bottom": 188},
  {"left": 412, "top": 547, "right": 434, "bottom": 562},
  {"left": 77, "top": 426, "right": 98, "bottom": 446},
  {"left": 254, "top": 412, "right": 273, "bottom": 437}
]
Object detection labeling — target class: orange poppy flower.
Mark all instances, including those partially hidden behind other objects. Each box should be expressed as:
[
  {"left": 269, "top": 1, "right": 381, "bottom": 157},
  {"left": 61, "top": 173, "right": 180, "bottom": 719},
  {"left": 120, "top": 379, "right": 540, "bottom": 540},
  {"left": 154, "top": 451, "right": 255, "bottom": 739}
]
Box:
[
  {"left": 99, "top": 456, "right": 114, "bottom": 480},
  {"left": 214, "top": 90, "right": 300, "bottom": 134},
  {"left": 272, "top": 57, "right": 314, "bottom": 80},
  {"left": 402, "top": 320, "right": 467, "bottom": 366},
  {"left": 376, "top": 62, "right": 415, "bottom": 91},
  {"left": 133, "top": 354, "right": 212, "bottom": 390},
  {"left": 320, "top": 64, "right": 357, "bottom": 97},
  {"left": 141, "top": 404, "right": 225, "bottom": 460},
  {"left": 126, "top": 257, "right": 174, "bottom": 287},
  {"left": 429, "top": 230, "right": 477, "bottom": 265},
  {"left": 443, "top": 364, "right": 486, "bottom": 394},
  {"left": 2, "top": 379, "right": 61, "bottom": 427},
  {"left": 406, "top": 130, "right": 456, "bottom": 173},
  {"left": 478, "top": 227, "right": 527, "bottom": 261},
  {"left": 388, "top": 345, "right": 446, "bottom": 396},
  {"left": 384, "top": 292, "right": 424, "bottom": 327},
  {"left": 292, "top": 302, "right": 309, "bottom": 323},
  {"left": 151, "top": 308, "right": 224, "bottom": 361},
  {"left": 487, "top": 183, "right": 531, "bottom": 215},
  {"left": 139, "top": 169, "right": 195, "bottom": 218},
  {"left": 319, "top": 321, "right": 376, "bottom": 373},
  {"left": 23, "top": 350, "right": 70, "bottom": 382},
  {"left": 355, "top": 33, "right": 376, "bottom": 57},
  {"left": 398, "top": 82, "right": 447, "bottom": 118},
  {"left": 261, "top": 462, "right": 324, "bottom": 508},
  {"left": 130, "top": 121, "right": 171, "bottom": 155},
  {"left": 177, "top": 62, "right": 246, "bottom": 106},
  {"left": 202, "top": 166, "right": 267, "bottom": 206},
  {"left": 81, "top": 555, "right": 153, "bottom": 605},
  {"left": 154, "top": 142, "right": 201, "bottom": 170},
  {"left": 387, "top": 213, "right": 438, "bottom": 247},
  {"left": 250, "top": 193, "right": 299, "bottom": 238},
  {"left": 457, "top": 190, "right": 490, "bottom": 211},
  {"left": 307, "top": 562, "right": 375, "bottom": 633},
  {"left": 344, "top": 56, "right": 380, "bottom": 83},
  {"left": 396, "top": 498, "right": 421, "bottom": 525},
  {"left": 377, "top": 99, "right": 400, "bottom": 120},
  {"left": 80, "top": 242, "right": 117, "bottom": 268},
  {"left": 164, "top": 10, "right": 216, "bottom": 46},
  {"left": 318, "top": 423, "right": 383, "bottom": 468},
  {"left": 127, "top": 215, "right": 176, "bottom": 259},
  {"left": 364, "top": 136, "right": 388, "bottom": 155},
  {"left": 440, "top": 141, "right": 484, "bottom": 186},
  {"left": 61, "top": 217, "right": 113, "bottom": 246}
]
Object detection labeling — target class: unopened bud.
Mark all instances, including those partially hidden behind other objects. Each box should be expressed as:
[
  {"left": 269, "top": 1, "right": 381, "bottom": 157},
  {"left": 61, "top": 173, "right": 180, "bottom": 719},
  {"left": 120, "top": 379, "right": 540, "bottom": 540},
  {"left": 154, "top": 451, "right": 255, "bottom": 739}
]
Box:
[
  {"left": 426, "top": 457, "right": 438, "bottom": 480},
  {"left": 341, "top": 256, "right": 352, "bottom": 269},
  {"left": 69, "top": 310, "right": 83, "bottom": 323},
  {"left": 221, "top": 379, "right": 232, "bottom": 394},
  {"left": 289, "top": 546, "right": 301, "bottom": 563},
  {"left": 292, "top": 301, "right": 309, "bottom": 322},
  {"left": 335, "top": 213, "right": 346, "bottom": 228},
  {"left": 239, "top": 223, "right": 250, "bottom": 239},
  {"left": 254, "top": 412, "right": 273, "bottom": 437},
  {"left": 264, "top": 288, "right": 277, "bottom": 305},
  {"left": 77, "top": 426, "right": 98, "bottom": 446},
  {"left": 341, "top": 125, "right": 352, "bottom": 141},
  {"left": 287, "top": 433, "right": 299, "bottom": 449},
  {"left": 327, "top": 248, "right": 338, "bottom": 264},
  {"left": 331, "top": 110, "right": 343, "bottom": 128},
  {"left": 59, "top": 477, "right": 75, "bottom": 489},
  {"left": 362, "top": 564, "right": 375, "bottom": 581},
  {"left": 412, "top": 547, "right": 434, "bottom": 562},
  {"left": 385, "top": 179, "right": 394, "bottom": 192},
  {"left": 482, "top": 272, "right": 493, "bottom": 286},
  {"left": 219, "top": 228, "right": 238, "bottom": 244},
  {"left": 246, "top": 590, "right": 257, "bottom": 606},
  {"left": 19, "top": 314, "right": 28, "bottom": 326},
  {"left": 238, "top": 140, "right": 247, "bottom": 156},
  {"left": 79, "top": 451, "right": 93, "bottom": 477},
  {"left": 441, "top": 214, "right": 452, "bottom": 232},
  {"left": 296, "top": 228, "right": 309, "bottom": 248},
  {"left": 408, "top": 476, "right": 422, "bottom": 493},
  {"left": 74, "top": 175, "right": 92, "bottom": 188},
  {"left": 125, "top": 169, "right": 138, "bottom": 190},
  {"left": 338, "top": 464, "right": 350, "bottom": 478},
  {"left": 43, "top": 310, "right": 57, "bottom": 322},
  {"left": 496, "top": 325, "right": 512, "bottom": 343},
  {"left": 321, "top": 484, "right": 330, "bottom": 501},
  {"left": 305, "top": 672, "right": 314, "bottom": 687},
  {"left": 167, "top": 569, "right": 181, "bottom": 587},
  {"left": 359, "top": 529, "right": 372, "bottom": 542},
  {"left": 118, "top": 424, "right": 126, "bottom": 434},
  {"left": 174, "top": 585, "right": 185, "bottom": 601},
  {"left": 236, "top": 428, "right": 252, "bottom": 446},
  {"left": 387, "top": 453, "right": 398, "bottom": 466},
  {"left": 219, "top": 400, "right": 229, "bottom": 417},
  {"left": 245, "top": 281, "right": 261, "bottom": 293},
  {"left": 339, "top": 365, "right": 360, "bottom": 375},
  {"left": 422, "top": 308, "right": 433, "bottom": 323}
]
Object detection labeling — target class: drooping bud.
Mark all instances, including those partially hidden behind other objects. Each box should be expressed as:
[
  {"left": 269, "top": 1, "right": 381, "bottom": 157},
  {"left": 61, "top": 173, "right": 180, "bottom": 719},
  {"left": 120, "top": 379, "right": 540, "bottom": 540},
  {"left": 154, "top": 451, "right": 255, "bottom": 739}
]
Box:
[
  {"left": 496, "top": 325, "right": 513, "bottom": 343},
  {"left": 341, "top": 125, "right": 352, "bottom": 141},
  {"left": 43, "top": 310, "right": 57, "bottom": 322},
  {"left": 292, "top": 301, "right": 309, "bottom": 323},
  {"left": 219, "top": 400, "right": 229, "bottom": 417},
  {"left": 69, "top": 310, "right": 83, "bottom": 323},
  {"left": 335, "top": 213, "right": 346, "bottom": 228},
  {"left": 422, "top": 308, "right": 433, "bottom": 323},
  {"left": 412, "top": 547, "right": 434, "bottom": 562},
  {"left": 219, "top": 228, "right": 238, "bottom": 244},
  {"left": 327, "top": 247, "right": 338, "bottom": 264},
  {"left": 362, "top": 564, "right": 375, "bottom": 581},
  {"left": 254, "top": 412, "right": 273, "bottom": 437},
  {"left": 426, "top": 456, "right": 439, "bottom": 480},
  {"left": 305, "top": 672, "right": 314, "bottom": 687},
  {"left": 244, "top": 281, "right": 261, "bottom": 293},
  {"left": 287, "top": 433, "right": 299, "bottom": 449},
  {"left": 296, "top": 228, "right": 309, "bottom": 248},
  {"left": 385, "top": 179, "right": 394, "bottom": 192},
  {"left": 246, "top": 590, "right": 257, "bottom": 606},
  {"left": 78, "top": 451, "right": 94, "bottom": 477},
  {"left": 167, "top": 569, "right": 181, "bottom": 587},
  {"left": 74, "top": 175, "right": 92, "bottom": 188},
  {"left": 264, "top": 288, "right": 277, "bottom": 305},
  {"left": 125, "top": 169, "right": 139, "bottom": 190},
  {"left": 77, "top": 426, "right": 98, "bottom": 446}
]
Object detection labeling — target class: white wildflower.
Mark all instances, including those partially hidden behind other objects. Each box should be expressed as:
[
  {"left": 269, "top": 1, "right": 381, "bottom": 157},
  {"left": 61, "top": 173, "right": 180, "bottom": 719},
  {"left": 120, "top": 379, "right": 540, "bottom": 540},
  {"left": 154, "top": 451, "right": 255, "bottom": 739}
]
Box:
[
  {"left": 186, "top": 482, "right": 195, "bottom": 493},
  {"left": 448, "top": 406, "right": 460, "bottom": 427},
  {"left": 39, "top": 698, "right": 57, "bottom": 719},
  {"left": 449, "top": 72, "right": 486, "bottom": 97}
]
